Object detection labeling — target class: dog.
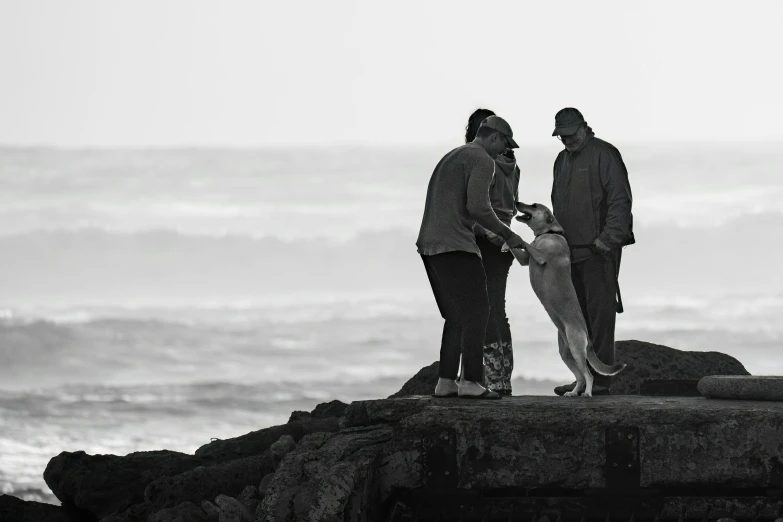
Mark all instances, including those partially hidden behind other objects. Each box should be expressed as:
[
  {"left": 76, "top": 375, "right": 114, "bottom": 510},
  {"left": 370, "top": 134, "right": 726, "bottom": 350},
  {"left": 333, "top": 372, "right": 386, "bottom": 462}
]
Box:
[{"left": 498, "top": 202, "right": 626, "bottom": 397}]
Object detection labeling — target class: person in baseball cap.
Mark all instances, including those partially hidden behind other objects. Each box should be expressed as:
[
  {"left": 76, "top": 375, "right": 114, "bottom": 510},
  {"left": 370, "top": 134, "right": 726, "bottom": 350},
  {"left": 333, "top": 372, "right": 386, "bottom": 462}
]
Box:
[
  {"left": 552, "top": 107, "right": 586, "bottom": 136},
  {"left": 479, "top": 115, "right": 520, "bottom": 149}
]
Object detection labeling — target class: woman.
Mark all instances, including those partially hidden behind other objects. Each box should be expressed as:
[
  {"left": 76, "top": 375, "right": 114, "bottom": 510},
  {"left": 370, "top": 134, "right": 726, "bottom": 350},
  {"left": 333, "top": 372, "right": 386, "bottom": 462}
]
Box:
[{"left": 465, "top": 108, "right": 521, "bottom": 395}]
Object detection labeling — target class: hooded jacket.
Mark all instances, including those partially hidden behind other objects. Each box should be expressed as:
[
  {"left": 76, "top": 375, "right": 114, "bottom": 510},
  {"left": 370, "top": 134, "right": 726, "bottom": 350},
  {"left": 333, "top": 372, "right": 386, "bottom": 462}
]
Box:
[{"left": 551, "top": 129, "right": 634, "bottom": 263}]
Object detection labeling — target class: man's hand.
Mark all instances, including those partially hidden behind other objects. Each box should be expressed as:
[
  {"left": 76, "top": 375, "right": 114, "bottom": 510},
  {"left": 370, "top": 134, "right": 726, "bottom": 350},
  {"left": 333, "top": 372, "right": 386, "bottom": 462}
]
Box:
[
  {"left": 484, "top": 231, "right": 506, "bottom": 247},
  {"left": 592, "top": 237, "right": 612, "bottom": 255},
  {"left": 504, "top": 232, "right": 525, "bottom": 250}
]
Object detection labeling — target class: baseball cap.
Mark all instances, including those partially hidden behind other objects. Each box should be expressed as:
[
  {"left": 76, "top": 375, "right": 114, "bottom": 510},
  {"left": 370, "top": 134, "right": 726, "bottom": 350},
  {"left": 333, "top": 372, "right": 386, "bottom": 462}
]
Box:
[
  {"left": 479, "top": 115, "right": 519, "bottom": 148},
  {"left": 552, "top": 107, "right": 586, "bottom": 136}
]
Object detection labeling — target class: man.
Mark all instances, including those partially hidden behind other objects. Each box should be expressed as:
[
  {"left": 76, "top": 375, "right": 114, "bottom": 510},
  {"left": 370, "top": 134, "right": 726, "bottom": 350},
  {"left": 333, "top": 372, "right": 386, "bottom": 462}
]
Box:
[
  {"left": 417, "top": 115, "right": 526, "bottom": 400},
  {"left": 549, "top": 108, "right": 634, "bottom": 396}
]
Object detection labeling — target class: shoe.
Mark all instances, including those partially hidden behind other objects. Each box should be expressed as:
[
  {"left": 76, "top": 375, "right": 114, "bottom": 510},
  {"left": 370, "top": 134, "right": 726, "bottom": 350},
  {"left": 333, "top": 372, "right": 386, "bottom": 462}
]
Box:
[
  {"left": 554, "top": 381, "right": 577, "bottom": 396},
  {"left": 498, "top": 389, "right": 512, "bottom": 396},
  {"left": 590, "top": 385, "right": 611, "bottom": 396},
  {"left": 459, "top": 389, "right": 502, "bottom": 400}
]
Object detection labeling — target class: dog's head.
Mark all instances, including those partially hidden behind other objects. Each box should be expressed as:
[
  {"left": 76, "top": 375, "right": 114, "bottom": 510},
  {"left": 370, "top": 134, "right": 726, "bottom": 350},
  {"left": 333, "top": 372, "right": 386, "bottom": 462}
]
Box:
[{"left": 515, "top": 202, "right": 564, "bottom": 235}]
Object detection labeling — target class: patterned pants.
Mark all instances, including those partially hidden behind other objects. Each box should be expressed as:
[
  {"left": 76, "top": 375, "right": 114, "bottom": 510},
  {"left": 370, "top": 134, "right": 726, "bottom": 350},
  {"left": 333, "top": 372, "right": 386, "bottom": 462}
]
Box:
[
  {"left": 484, "top": 340, "right": 514, "bottom": 391},
  {"left": 477, "top": 236, "right": 515, "bottom": 392}
]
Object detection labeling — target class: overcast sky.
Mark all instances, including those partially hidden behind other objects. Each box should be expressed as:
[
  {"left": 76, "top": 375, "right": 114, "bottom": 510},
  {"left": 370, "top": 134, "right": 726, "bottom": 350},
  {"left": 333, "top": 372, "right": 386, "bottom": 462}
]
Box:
[{"left": 1, "top": 0, "right": 781, "bottom": 147}]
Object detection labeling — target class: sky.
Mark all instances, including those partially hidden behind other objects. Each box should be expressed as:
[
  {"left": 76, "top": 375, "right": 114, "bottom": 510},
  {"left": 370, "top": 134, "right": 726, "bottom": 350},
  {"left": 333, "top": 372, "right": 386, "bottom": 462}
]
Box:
[{"left": 1, "top": 0, "right": 781, "bottom": 147}]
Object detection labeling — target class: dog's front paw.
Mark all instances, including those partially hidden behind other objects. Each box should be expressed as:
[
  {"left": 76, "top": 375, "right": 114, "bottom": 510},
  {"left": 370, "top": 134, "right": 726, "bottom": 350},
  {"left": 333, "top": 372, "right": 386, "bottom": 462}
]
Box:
[
  {"left": 581, "top": 391, "right": 592, "bottom": 398},
  {"left": 563, "top": 390, "right": 580, "bottom": 397}
]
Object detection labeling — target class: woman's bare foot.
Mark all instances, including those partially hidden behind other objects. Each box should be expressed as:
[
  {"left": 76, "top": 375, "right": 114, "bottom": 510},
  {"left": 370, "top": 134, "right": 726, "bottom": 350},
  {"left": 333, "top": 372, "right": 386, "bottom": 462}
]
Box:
[{"left": 433, "top": 378, "right": 458, "bottom": 397}]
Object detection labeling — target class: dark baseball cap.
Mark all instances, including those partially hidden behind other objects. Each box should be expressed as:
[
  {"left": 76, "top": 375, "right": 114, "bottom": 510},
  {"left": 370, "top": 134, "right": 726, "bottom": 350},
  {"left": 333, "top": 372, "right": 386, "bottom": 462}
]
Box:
[
  {"left": 552, "top": 107, "right": 586, "bottom": 136},
  {"left": 479, "top": 115, "right": 519, "bottom": 148}
]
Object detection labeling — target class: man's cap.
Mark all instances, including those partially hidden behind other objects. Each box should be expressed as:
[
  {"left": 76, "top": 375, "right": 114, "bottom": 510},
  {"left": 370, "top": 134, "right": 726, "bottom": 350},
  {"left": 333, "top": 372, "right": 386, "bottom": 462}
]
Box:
[
  {"left": 479, "top": 115, "right": 519, "bottom": 148},
  {"left": 552, "top": 107, "right": 586, "bottom": 136}
]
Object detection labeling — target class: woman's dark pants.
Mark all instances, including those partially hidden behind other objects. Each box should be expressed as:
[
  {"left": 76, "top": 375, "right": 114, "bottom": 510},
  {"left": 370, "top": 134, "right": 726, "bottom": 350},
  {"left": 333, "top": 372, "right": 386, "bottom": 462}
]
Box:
[{"left": 421, "top": 251, "right": 489, "bottom": 383}]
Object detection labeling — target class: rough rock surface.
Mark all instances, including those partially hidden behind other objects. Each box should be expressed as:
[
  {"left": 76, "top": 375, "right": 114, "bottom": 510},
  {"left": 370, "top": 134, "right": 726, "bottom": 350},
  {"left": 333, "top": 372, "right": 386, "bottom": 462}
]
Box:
[
  {"left": 148, "top": 501, "right": 210, "bottom": 522},
  {"left": 310, "top": 400, "right": 349, "bottom": 419},
  {"left": 269, "top": 435, "right": 296, "bottom": 460},
  {"left": 216, "top": 494, "right": 254, "bottom": 522},
  {"left": 387, "top": 361, "right": 439, "bottom": 398},
  {"left": 43, "top": 450, "right": 202, "bottom": 520},
  {"left": 388, "top": 341, "right": 750, "bottom": 399},
  {"left": 699, "top": 375, "right": 783, "bottom": 401},
  {"left": 256, "top": 429, "right": 391, "bottom": 522},
  {"left": 611, "top": 340, "right": 750, "bottom": 394},
  {"left": 144, "top": 453, "right": 274, "bottom": 511},
  {"left": 0, "top": 495, "right": 73, "bottom": 522},
  {"left": 195, "top": 417, "right": 339, "bottom": 462},
  {"left": 256, "top": 395, "right": 783, "bottom": 520}
]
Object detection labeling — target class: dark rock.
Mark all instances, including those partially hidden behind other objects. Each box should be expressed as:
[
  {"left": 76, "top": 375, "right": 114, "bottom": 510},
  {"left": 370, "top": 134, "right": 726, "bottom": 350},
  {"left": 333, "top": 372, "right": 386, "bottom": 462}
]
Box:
[
  {"left": 287, "top": 411, "right": 311, "bottom": 423},
  {"left": 98, "top": 502, "right": 154, "bottom": 522},
  {"left": 698, "top": 375, "right": 783, "bottom": 400},
  {"left": 44, "top": 450, "right": 202, "bottom": 520},
  {"left": 148, "top": 501, "right": 210, "bottom": 522},
  {"left": 269, "top": 435, "right": 296, "bottom": 460},
  {"left": 144, "top": 453, "right": 274, "bottom": 511},
  {"left": 256, "top": 427, "right": 392, "bottom": 522},
  {"left": 612, "top": 340, "right": 750, "bottom": 395},
  {"left": 237, "top": 485, "right": 260, "bottom": 505},
  {"left": 258, "top": 474, "right": 275, "bottom": 497},
  {"left": 0, "top": 495, "right": 73, "bottom": 522},
  {"left": 259, "top": 395, "right": 783, "bottom": 520},
  {"left": 388, "top": 361, "right": 439, "bottom": 398},
  {"left": 195, "top": 417, "right": 339, "bottom": 462},
  {"left": 310, "top": 400, "right": 349, "bottom": 419},
  {"left": 201, "top": 501, "right": 220, "bottom": 521},
  {"left": 215, "top": 495, "right": 254, "bottom": 522}
]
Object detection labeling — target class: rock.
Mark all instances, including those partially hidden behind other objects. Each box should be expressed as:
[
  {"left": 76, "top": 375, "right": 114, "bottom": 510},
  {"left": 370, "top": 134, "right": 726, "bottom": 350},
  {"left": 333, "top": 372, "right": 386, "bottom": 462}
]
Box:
[
  {"left": 148, "top": 501, "right": 210, "bottom": 522},
  {"left": 237, "top": 486, "right": 261, "bottom": 517},
  {"left": 310, "top": 400, "right": 349, "bottom": 419},
  {"left": 256, "top": 426, "right": 392, "bottom": 522},
  {"left": 698, "top": 375, "right": 783, "bottom": 400},
  {"left": 201, "top": 501, "right": 221, "bottom": 521},
  {"left": 258, "top": 473, "right": 275, "bottom": 497},
  {"left": 256, "top": 395, "right": 783, "bottom": 520},
  {"left": 611, "top": 340, "right": 749, "bottom": 395},
  {"left": 0, "top": 495, "right": 73, "bottom": 522},
  {"left": 287, "top": 411, "right": 311, "bottom": 423},
  {"left": 195, "top": 417, "right": 340, "bottom": 462},
  {"left": 269, "top": 435, "right": 296, "bottom": 460},
  {"left": 144, "top": 453, "right": 274, "bottom": 511},
  {"left": 43, "top": 449, "right": 202, "bottom": 520},
  {"left": 388, "top": 361, "right": 439, "bottom": 398},
  {"left": 98, "top": 503, "right": 154, "bottom": 522},
  {"left": 237, "top": 485, "right": 260, "bottom": 504},
  {"left": 215, "top": 495, "right": 253, "bottom": 522}
]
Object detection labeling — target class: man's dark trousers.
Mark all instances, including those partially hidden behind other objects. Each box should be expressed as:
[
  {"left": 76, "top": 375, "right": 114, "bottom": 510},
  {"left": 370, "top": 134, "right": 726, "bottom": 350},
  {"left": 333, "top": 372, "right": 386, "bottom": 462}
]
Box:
[
  {"left": 570, "top": 250, "right": 619, "bottom": 388},
  {"left": 421, "top": 251, "right": 489, "bottom": 383}
]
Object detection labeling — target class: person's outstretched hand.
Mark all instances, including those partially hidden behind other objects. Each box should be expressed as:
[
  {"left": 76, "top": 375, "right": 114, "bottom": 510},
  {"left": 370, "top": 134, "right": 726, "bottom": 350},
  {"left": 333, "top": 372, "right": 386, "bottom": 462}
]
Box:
[
  {"left": 484, "top": 231, "right": 506, "bottom": 248},
  {"left": 504, "top": 232, "right": 525, "bottom": 250}
]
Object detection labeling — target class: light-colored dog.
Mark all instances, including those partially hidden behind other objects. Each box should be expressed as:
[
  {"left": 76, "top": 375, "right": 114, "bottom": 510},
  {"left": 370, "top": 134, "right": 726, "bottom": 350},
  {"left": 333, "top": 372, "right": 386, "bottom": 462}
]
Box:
[{"left": 499, "top": 202, "right": 626, "bottom": 397}]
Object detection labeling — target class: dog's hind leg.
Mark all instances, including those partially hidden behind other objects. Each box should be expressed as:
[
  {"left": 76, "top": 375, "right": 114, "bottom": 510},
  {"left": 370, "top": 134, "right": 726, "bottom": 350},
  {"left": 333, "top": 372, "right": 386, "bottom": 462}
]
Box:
[
  {"left": 565, "top": 324, "right": 593, "bottom": 397},
  {"left": 558, "top": 330, "right": 584, "bottom": 397}
]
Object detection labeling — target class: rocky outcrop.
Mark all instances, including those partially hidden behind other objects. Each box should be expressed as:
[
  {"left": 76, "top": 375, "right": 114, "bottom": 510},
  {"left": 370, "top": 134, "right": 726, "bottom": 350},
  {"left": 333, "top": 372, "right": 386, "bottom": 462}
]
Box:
[
  {"left": 698, "top": 375, "right": 783, "bottom": 400},
  {"left": 387, "top": 361, "right": 439, "bottom": 398},
  {"left": 0, "top": 494, "right": 74, "bottom": 522},
  {"left": 389, "top": 342, "right": 751, "bottom": 399},
  {"left": 257, "top": 394, "right": 783, "bottom": 521},
  {"left": 40, "top": 400, "right": 345, "bottom": 522},
  {"left": 43, "top": 450, "right": 202, "bottom": 520},
  {"left": 611, "top": 340, "right": 750, "bottom": 394},
  {"left": 143, "top": 453, "right": 274, "bottom": 511}
]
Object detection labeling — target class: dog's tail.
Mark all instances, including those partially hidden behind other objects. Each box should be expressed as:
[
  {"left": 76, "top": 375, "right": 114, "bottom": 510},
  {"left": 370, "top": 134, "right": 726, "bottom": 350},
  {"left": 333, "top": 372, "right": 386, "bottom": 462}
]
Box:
[{"left": 586, "top": 344, "right": 626, "bottom": 376}]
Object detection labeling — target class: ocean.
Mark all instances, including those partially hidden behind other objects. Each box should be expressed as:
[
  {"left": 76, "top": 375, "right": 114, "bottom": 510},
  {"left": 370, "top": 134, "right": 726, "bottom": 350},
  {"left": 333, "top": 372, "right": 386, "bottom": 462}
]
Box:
[{"left": 1, "top": 143, "right": 782, "bottom": 503}]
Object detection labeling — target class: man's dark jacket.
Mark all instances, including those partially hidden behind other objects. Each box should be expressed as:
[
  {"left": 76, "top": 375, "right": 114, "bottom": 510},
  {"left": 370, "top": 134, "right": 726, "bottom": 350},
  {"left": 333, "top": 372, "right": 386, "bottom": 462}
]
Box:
[{"left": 551, "top": 130, "right": 634, "bottom": 263}]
